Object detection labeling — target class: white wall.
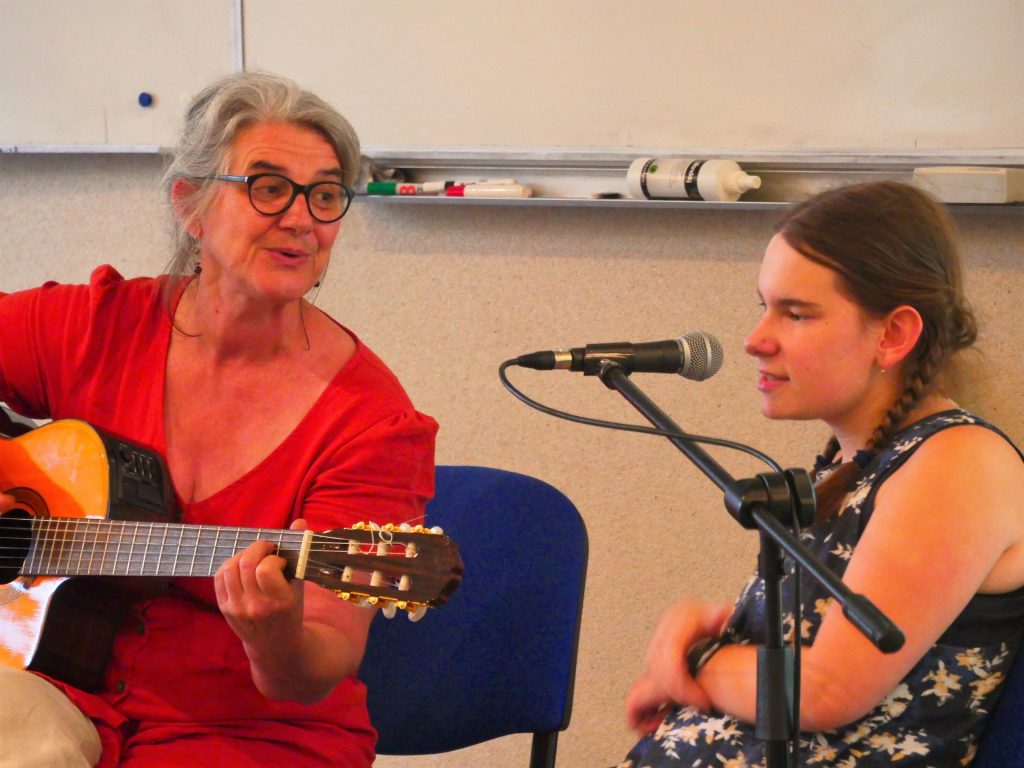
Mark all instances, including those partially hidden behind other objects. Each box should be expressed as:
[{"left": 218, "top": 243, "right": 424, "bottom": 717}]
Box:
[{"left": 1, "top": 152, "right": 1022, "bottom": 766}]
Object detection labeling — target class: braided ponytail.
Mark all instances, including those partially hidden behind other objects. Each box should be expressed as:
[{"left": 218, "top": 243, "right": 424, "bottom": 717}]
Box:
[{"left": 778, "top": 181, "right": 978, "bottom": 523}]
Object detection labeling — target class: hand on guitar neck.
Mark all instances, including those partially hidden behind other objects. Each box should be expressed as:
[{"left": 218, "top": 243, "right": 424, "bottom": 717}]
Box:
[
  {"left": 212, "top": 516, "right": 340, "bottom": 702},
  {"left": 215, "top": 517, "right": 311, "bottom": 655}
]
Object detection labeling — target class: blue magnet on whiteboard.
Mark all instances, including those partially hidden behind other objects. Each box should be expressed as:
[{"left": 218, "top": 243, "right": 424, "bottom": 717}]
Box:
[{"left": 137, "top": 92, "right": 154, "bottom": 108}]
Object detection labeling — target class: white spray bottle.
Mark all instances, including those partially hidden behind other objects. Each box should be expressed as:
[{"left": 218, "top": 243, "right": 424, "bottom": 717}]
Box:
[{"left": 627, "top": 158, "right": 762, "bottom": 202}]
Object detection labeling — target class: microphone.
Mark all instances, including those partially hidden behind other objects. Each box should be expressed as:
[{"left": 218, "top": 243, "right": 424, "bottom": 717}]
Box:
[{"left": 514, "top": 330, "right": 724, "bottom": 380}]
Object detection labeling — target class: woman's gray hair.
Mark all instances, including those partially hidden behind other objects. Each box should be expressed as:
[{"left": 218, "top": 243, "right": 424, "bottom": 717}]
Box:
[{"left": 162, "top": 71, "right": 360, "bottom": 280}]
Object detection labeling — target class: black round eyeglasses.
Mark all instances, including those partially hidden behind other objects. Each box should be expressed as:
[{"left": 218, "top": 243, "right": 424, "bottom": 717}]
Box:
[{"left": 209, "top": 173, "right": 354, "bottom": 223}]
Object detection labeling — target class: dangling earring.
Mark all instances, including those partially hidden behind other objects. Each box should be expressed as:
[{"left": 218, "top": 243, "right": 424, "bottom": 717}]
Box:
[
  {"left": 191, "top": 238, "right": 202, "bottom": 275},
  {"left": 309, "top": 265, "right": 328, "bottom": 305}
]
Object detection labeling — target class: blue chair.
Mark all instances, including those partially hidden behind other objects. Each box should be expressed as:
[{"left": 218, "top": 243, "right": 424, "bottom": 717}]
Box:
[
  {"left": 359, "top": 465, "right": 588, "bottom": 768},
  {"left": 976, "top": 642, "right": 1024, "bottom": 767}
]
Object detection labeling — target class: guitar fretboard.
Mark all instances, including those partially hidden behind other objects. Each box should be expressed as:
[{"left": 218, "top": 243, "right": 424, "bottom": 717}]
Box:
[{"left": 22, "top": 518, "right": 308, "bottom": 578}]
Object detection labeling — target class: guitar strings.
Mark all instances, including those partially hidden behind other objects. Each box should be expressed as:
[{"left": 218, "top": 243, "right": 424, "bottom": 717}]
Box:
[
  {"left": 0, "top": 518, "right": 434, "bottom": 566},
  {"left": 0, "top": 518, "right": 426, "bottom": 546}
]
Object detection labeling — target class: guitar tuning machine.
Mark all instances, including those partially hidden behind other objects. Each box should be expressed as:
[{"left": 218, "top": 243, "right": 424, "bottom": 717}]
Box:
[
  {"left": 353, "top": 520, "right": 442, "bottom": 534},
  {"left": 336, "top": 591, "right": 371, "bottom": 609},
  {"left": 378, "top": 598, "right": 427, "bottom": 621},
  {"left": 335, "top": 590, "right": 427, "bottom": 621}
]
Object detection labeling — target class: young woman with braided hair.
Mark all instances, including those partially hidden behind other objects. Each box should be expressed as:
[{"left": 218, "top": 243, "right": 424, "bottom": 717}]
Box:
[{"left": 617, "top": 180, "right": 1024, "bottom": 767}]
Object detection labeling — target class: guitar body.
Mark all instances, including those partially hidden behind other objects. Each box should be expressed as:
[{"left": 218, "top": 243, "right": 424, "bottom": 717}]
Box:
[{"left": 0, "top": 419, "right": 178, "bottom": 690}]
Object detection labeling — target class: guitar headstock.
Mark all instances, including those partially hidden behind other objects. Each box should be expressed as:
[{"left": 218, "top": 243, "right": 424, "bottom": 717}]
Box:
[{"left": 306, "top": 522, "right": 463, "bottom": 621}]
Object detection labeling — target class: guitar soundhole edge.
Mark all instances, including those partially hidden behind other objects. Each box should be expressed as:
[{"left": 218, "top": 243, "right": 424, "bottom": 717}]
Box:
[{"left": 0, "top": 510, "right": 32, "bottom": 585}]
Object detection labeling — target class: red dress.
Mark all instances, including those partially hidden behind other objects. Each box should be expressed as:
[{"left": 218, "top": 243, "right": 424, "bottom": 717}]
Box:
[{"left": 0, "top": 266, "right": 438, "bottom": 767}]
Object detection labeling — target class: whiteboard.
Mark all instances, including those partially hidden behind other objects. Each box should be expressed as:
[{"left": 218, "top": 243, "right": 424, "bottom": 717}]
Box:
[
  {"left": 244, "top": 0, "right": 1024, "bottom": 156},
  {"left": 0, "top": 0, "right": 239, "bottom": 148}
]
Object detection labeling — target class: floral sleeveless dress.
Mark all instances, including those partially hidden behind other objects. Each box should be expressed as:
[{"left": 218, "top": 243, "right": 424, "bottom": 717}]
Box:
[{"left": 619, "top": 410, "right": 1024, "bottom": 767}]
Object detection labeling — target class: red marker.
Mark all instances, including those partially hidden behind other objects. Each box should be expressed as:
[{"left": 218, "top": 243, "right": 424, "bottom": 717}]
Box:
[{"left": 445, "top": 183, "right": 533, "bottom": 198}]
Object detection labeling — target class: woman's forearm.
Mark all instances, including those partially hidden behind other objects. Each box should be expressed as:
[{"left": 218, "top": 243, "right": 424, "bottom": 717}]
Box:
[
  {"left": 245, "top": 619, "right": 366, "bottom": 704},
  {"left": 697, "top": 641, "right": 894, "bottom": 731}
]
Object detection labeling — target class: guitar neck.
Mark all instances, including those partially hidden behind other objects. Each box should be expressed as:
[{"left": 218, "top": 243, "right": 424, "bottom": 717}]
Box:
[{"left": 23, "top": 518, "right": 309, "bottom": 579}]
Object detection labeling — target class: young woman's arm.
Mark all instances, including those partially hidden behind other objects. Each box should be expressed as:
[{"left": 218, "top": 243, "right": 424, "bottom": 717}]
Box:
[{"left": 698, "top": 425, "right": 1024, "bottom": 729}]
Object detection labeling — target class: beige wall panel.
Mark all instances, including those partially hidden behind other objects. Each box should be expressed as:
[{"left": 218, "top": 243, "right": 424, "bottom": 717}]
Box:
[{"left": 1, "top": 153, "right": 1021, "bottom": 766}]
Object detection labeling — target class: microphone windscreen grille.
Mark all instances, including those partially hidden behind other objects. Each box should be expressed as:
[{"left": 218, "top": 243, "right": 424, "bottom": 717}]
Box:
[{"left": 679, "top": 331, "right": 724, "bottom": 380}]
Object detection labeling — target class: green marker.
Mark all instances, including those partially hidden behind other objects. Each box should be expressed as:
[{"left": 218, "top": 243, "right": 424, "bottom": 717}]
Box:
[{"left": 366, "top": 181, "right": 453, "bottom": 196}]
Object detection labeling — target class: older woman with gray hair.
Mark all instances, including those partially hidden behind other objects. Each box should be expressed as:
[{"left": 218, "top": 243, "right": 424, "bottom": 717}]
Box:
[{"left": 0, "top": 72, "right": 436, "bottom": 767}]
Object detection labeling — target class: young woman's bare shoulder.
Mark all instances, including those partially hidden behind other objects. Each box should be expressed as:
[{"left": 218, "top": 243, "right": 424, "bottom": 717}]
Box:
[
  {"left": 882, "top": 422, "right": 1024, "bottom": 532},
  {"left": 904, "top": 422, "right": 1022, "bottom": 476}
]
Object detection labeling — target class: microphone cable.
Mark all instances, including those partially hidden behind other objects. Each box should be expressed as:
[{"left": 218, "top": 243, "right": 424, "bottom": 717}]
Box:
[{"left": 500, "top": 358, "right": 783, "bottom": 472}]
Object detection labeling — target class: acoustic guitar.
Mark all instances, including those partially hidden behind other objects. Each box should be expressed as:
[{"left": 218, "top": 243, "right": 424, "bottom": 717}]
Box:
[{"left": 0, "top": 417, "right": 463, "bottom": 691}]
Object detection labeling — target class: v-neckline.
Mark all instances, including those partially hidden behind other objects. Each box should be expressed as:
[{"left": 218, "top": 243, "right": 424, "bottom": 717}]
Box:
[{"left": 156, "top": 278, "right": 361, "bottom": 511}]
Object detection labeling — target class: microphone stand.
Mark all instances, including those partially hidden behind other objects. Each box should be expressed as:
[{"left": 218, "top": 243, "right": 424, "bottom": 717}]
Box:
[{"left": 596, "top": 362, "right": 903, "bottom": 768}]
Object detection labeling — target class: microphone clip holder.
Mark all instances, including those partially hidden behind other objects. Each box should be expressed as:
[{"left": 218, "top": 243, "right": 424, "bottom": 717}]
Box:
[{"left": 724, "top": 470, "right": 816, "bottom": 531}]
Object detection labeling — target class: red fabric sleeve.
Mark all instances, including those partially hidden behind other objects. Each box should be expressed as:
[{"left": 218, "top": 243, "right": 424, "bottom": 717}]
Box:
[
  {"left": 0, "top": 265, "right": 141, "bottom": 420},
  {"left": 299, "top": 409, "right": 437, "bottom": 531}
]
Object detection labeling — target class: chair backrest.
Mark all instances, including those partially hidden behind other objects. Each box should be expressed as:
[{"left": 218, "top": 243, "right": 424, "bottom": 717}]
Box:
[
  {"left": 975, "top": 642, "right": 1024, "bottom": 767},
  {"left": 359, "top": 465, "right": 588, "bottom": 768}
]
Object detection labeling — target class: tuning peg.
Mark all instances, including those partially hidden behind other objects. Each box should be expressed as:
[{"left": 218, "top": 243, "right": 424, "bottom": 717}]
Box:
[
  {"left": 407, "top": 604, "right": 427, "bottom": 622},
  {"left": 342, "top": 536, "right": 359, "bottom": 583},
  {"left": 399, "top": 522, "right": 413, "bottom": 532},
  {"left": 382, "top": 602, "right": 398, "bottom": 619},
  {"left": 429, "top": 525, "right": 444, "bottom": 535},
  {"left": 398, "top": 574, "right": 410, "bottom": 592}
]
